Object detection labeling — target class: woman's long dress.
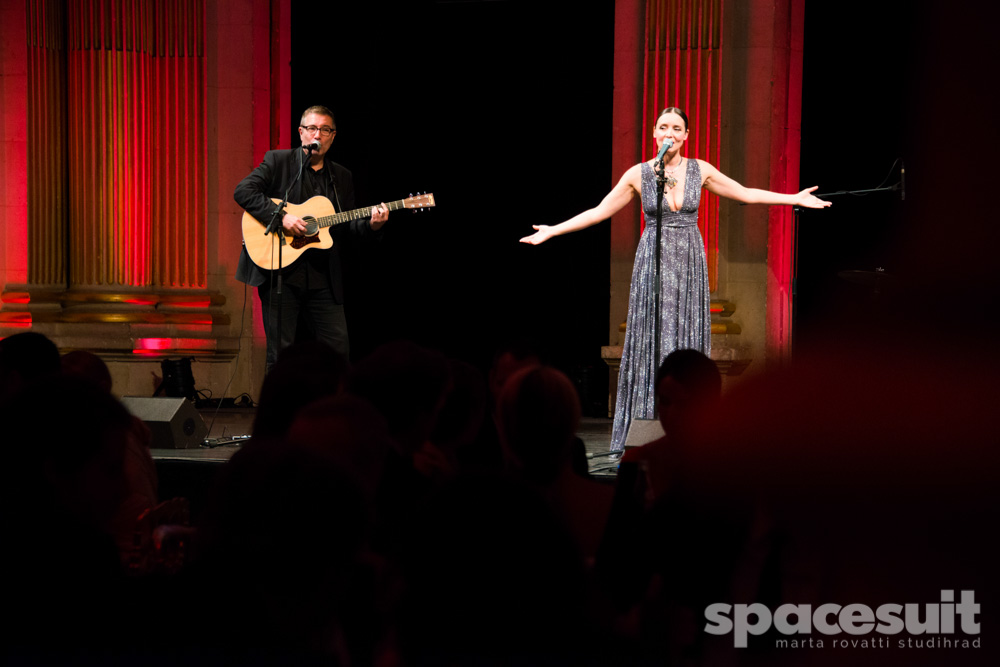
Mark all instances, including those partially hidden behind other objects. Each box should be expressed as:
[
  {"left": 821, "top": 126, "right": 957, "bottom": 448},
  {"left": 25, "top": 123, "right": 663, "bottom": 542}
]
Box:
[{"left": 610, "top": 159, "right": 711, "bottom": 450}]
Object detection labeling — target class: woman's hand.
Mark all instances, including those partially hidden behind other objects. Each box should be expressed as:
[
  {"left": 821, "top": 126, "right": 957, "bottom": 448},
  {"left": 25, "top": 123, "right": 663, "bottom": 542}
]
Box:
[
  {"left": 520, "top": 225, "right": 555, "bottom": 245},
  {"left": 794, "top": 186, "right": 832, "bottom": 209}
]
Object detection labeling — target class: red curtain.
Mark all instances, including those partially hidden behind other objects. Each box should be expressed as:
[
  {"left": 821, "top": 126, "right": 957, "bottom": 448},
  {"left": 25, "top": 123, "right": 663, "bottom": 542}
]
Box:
[
  {"left": 27, "top": 0, "right": 206, "bottom": 290},
  {"left": 150, "top": 0, "right": 205, "bottom": 289},
  {"left": 642, "top": 0, "right": 723, "bottom": 290}
]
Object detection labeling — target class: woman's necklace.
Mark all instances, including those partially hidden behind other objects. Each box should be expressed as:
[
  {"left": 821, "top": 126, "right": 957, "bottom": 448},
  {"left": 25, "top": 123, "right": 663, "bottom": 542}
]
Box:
[{"left": 662, "top": 157, "right": 684, "bottom": 189}]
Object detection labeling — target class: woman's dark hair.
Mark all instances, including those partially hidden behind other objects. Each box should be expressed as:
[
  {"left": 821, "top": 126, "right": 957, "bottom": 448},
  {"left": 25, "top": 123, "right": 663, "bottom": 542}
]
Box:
[{"left": 656, "top": 106, "right": 689, "bottom": 131}]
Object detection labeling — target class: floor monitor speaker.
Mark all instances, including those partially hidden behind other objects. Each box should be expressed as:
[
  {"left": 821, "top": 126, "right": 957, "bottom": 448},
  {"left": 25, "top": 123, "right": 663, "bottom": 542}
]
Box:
[
  {"left": 622, "top": 418, "right": 664, "bottom": 449},
  {"left": 121, "top": 396, "right": 207, "bottom": 449}
]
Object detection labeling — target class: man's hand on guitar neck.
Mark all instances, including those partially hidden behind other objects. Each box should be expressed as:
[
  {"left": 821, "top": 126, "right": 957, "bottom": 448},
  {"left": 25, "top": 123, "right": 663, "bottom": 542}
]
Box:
[{"left": 370, "top": 203, "right": 389, "bottom": 231}]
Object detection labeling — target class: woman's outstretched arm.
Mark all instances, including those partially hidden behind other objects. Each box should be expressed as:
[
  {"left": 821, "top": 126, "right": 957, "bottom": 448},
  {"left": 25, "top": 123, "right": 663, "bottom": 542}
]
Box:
[
  {"left": 520, "top": 164, "right": 643, "bottom": 245},
  {"left": 700, "top": 160, "right": 832, "bottom": 209}
]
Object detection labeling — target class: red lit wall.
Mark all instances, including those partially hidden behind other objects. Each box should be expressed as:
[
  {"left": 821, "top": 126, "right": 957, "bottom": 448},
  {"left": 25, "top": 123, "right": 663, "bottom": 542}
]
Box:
[{"left": 1, "top": 1, "right": 30, "bottom": 294}]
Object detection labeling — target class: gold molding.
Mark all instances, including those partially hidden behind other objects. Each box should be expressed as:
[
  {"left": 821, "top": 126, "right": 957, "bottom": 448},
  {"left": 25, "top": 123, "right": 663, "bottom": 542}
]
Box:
[{"left": 0, "top": 287, "right": 228, "bottom": 325}]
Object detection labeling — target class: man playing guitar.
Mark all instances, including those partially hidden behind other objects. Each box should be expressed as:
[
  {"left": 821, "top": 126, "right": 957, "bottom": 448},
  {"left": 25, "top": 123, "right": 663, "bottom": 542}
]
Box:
[{"left": 234, "top": 105, "right": 389, "bottom": 370}]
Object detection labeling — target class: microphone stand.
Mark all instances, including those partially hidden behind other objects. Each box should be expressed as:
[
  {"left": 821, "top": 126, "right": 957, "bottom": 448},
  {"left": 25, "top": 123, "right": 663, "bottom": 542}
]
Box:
[
  {"left": 648, "top": 139, "right": 673, "bottom": 381},
  {"left": 653, "top": 158, "right": 667, "bottom": 379},
  {"left": 790, "top": 177, "right": 902, "bottom": 354},
  {"left": 262, "top": 146, "right": 312, "bottom": 369}
]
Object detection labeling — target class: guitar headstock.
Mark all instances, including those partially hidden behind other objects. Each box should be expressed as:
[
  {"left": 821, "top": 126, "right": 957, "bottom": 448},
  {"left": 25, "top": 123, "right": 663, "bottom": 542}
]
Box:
[{"left": 404, "top": 193, "right": 436, "bottom": 210}]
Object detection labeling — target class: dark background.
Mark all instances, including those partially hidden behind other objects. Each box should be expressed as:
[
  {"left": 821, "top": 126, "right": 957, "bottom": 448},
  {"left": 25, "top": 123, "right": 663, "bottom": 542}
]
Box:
[
  {"left": 797, "top": 2, "right": 911, "bottom": 351},
  {"left": 292, "top": 0, "right": 616, "bottom": 388},
  {"left": 289, "top": 1, "right": 995, "bottom": 390}
]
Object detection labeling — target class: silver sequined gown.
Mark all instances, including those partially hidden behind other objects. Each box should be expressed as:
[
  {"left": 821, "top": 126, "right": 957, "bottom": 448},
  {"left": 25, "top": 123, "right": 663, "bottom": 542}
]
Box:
[{"left": 610, "top": 159, "right": 711, "bottom": 450}]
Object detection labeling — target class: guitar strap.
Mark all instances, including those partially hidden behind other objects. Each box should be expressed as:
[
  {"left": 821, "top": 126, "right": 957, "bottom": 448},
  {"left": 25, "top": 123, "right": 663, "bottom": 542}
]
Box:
[
  {"left": 303, "top": 161, "right": 342, "bottom": 213},
  {"left": 327, "top": 165, "right": 342, "bottom": 212}
]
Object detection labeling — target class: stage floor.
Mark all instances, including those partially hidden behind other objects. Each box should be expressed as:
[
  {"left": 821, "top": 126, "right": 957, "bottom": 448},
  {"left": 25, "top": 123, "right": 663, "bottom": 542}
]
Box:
[{"left": 151, "top": 409, "right": 619, "bottom": 478}]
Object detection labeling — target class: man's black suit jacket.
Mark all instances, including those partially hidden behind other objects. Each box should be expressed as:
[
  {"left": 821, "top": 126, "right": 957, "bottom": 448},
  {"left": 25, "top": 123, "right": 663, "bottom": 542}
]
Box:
[{"left": 234, "top": 148, "right": 379, "bottom": 303}]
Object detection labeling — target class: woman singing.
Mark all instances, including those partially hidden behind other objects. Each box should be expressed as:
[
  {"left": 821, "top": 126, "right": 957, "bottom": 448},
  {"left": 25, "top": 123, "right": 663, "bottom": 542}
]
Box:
[{"left": 521, "top": 107, "right": 831, "bottom": 450}]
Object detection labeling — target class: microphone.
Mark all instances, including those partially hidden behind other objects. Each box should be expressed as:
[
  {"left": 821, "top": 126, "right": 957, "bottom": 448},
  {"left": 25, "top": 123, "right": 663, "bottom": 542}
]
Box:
[
  {"left": 303, "top": 141, "right": 320, "bottom": 152},
  {"left": 900, "top": 160, "right": 905, "bottom": 201},
  {"left": 654, "top": 138, "right": 674, "bottom": 165}
]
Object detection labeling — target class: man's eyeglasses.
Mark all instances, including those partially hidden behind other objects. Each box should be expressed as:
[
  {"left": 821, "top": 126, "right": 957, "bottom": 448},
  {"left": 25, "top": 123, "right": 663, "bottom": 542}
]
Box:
[{"left": 300, "top": 125, "right": 336, "bottom": 137}]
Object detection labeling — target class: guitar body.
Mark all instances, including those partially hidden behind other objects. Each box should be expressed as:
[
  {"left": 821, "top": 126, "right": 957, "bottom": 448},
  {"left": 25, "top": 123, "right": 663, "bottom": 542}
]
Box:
[{"left": 242, "top": 196, "right": 337, "bottom": 271}]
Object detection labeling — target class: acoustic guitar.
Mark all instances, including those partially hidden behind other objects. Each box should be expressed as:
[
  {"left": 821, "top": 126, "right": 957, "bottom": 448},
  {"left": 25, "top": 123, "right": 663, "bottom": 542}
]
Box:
[{"left": 242, "top": 193, "right": 435, "bottom": 270}]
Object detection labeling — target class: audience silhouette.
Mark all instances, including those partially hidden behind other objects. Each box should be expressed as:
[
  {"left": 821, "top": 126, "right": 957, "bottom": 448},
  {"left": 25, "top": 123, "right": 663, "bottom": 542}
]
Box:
[{"left": 1, "top": 325, "right": 993, "bottom": 666}]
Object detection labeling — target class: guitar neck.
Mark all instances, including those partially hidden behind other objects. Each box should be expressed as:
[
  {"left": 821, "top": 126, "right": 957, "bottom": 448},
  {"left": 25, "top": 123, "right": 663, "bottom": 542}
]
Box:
[{"left": 314, "top": 199, "right": 407, "bottom": 229}]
